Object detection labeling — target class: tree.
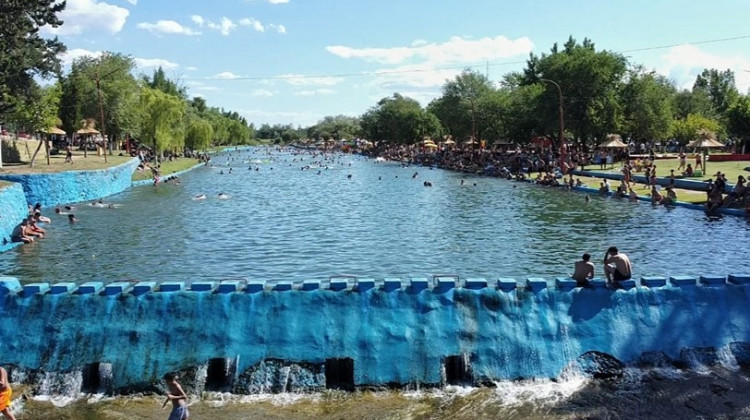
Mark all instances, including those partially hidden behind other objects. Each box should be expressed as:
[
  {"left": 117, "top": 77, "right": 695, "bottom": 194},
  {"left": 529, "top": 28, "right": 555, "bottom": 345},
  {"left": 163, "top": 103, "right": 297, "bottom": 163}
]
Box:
[
  {"left": 670, "top": 114, "right": 721, "bottom": 145},
  {"left": 727, "top": 95, "right": 750, "bottom": 153},
  {"left": 7, "top": 81, "right": 62, "bottom": 166},
  {"left": 143, "top": 67, "right": 187, "bottom": 99},
  {"left": 0, "top": 0, "right": 66, "bottom": 116},
  {"left": 185, "top": 118, "right": 213, "bottom": 151},
  {"left": 138, "top": 87, "right": 185, "bottom": 157},
  {"left": 693, "top": 68, "right": 739, "bottom": 117},
  {"left": 360, "top": 93, "right": 440, "bottom": 144},
  {"left": 433, "top": 69, "right": 494, "bottom": 141},
  {"left": 621, "top": 69, "right": 674, "bottom": 142}
]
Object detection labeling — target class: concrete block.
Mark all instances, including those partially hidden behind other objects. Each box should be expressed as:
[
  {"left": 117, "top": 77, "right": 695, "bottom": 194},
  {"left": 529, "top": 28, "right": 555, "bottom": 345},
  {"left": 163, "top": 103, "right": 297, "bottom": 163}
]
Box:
[
  {"left": 670, "top": 275, "right": 697, "bottom": 287},
  {"left": 23, "top": 283, "right": 50, "bottom": 296},
  {"left": 104, "top": 282, "right": 132, "bottom": 296},
  {"left": 77, "top": 282, "right": 104, "bottom": 295},
  {"left": 589, "top": 278, "right": 608, "bottom": 289},
  {"left": 434, "top": 276, "right": 458, "bottom": 291},
  {"left": 218, "top": 280, "right": 242, "bottom": 293},
  {"left": 301, "top": 281, "right": 320, "bottom": 291},
  {"left": 132, "top": 281, "right": 157, "bottom": 296},
  {"left": 329, "top": 279, "right": 349, "bottom": 291},
  {"left": 383, "top": 278, "right": 401, "bottom": 292},
  {"left": 728, "top": 274, "right": 750, "bottom": 285},
  {"left": 619, "top": 279, "right": 637, "bottom": 290},
  {"left": 464, "top": 278, "right": 488, "bottom": 290},
  {"left": 0, "top": 277, "right": 22, "bottom": 295},
  {"left": 159, "top": 282, "right": 184, "bottom": 292},
  {"left": 190, "top": 281, "right": 217, "bottom": 292},
  {"left": 355, "top": 278, "right": 375, "bottom": 292},
  {"left": 641, "top": 276, "right": 667, "bottom": 287},
  {"left": 555, "top": 277, "right": 578, "bottom": 291},
  {"left": 245, "top": 281, "right": 265, "bottom": 293},
  {"left": 699, "top": 274, "right": 726, "bottom": 286},
  {"left": 526, "top": 277, "right": 547, "bottom": 292},
  {"left": 497, "top": 278, "right": 517, "bottom": 292},
  {"left": 410, "top": 278, "right": 429, "bottom": 292},
  {"left": 50, "top": 282, "right": 76, "bottom": 295},
  {"left": 272, "top": 281, "right": 292, "bottom": 291}
]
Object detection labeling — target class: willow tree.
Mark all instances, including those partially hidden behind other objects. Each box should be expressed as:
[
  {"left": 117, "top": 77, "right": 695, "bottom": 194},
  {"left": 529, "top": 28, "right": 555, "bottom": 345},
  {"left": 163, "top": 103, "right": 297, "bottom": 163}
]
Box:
[
  {"left": 139, "top": 87, "right": 185, "bottom": 159},
  {"left": 186, "top": 118, "right": 213, "bottom": 151}
]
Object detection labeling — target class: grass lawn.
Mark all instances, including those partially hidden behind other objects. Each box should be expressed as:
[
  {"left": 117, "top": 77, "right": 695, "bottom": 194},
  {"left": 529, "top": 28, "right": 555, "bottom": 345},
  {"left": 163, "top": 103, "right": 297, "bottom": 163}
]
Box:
[
  {"left": 131, "top": 158, "right": 201, "bottom": 182},
  {"left": 575, "top": 157, "right": 750, "bottom": 204},
  {"left": 0, "top": 139, "right": 132, "bottom": 174}
]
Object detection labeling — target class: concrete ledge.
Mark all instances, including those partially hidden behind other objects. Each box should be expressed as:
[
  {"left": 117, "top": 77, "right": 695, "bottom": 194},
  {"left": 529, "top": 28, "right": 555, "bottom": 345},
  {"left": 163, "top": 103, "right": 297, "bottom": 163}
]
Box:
[
  {"left": 245, "top": 281, "right": 265, "bottom": 293},
  {"left": 272, "top": 282, "right": 292, "bottom": 292},
  {"left": 329, "top": 279, "right": 349, "bottom": 291},
  {"left": 104, "top": 282, "right": 132, "bottom": 296},
  {"left": 383, "top": 278, "right": 401, "bottom": 292},
  {"left": 700, "top": 275, "right": 726, "bottom": 286},
  {"left": 434, "top": 276, "right": 457, "bottom": 291},
  {"left": 77, "top": 282, "right": 104, "bottom": 295},
  {"left": 218, "top": 280, "right": 242, "bottom": 293},
  {"left": 526, "top": 277, "right": 547, "bottom": 292},
  {"left": 355, "top": 278, "right": 375, "bottom": 292},
  {"left": 159, "top": 282, "right": 184, "bottom": 292},
  {"left": 23, "top": 283, "right": 50, "bottom": 296},
  {"left": 728, "top": 274, "right": 750, "bottom": 285},
  {"left": 464, "top": 278, "right": 488, "bottom": 290},
  {"left": 641, "top": 276, "right": 667, "bottom": 287},
  {"left": 133, "top": 281, "right": 157, "bottom": 296},
  {"left": 301, "top": 281, "right": 320, "bottom": 291},
  {"left": 555, "top": 277, "right": 578, "bottom": 291},
  {"left": 497, "top": 278, "right": 517, "bottom": 292},
  {"left": 409, "top": 278, "right": 429, "bottom": 292},
  {"left": 589, "top": 278, "right": 608, "bottom": 289},
  {"left": 619, "top": 279, "right": 637, "bottom": 290},
  {"left": 190, "top": 281, "right": 217, "bottom": 292},
  {"left": 0, "top": 277, "right": 22, "bottom": 295},
  {"left": 50, "top": 282, "right": 76, "bottom": 295},
  {"left": 670, "top": 275, "right": 697, "bottom": 287}
]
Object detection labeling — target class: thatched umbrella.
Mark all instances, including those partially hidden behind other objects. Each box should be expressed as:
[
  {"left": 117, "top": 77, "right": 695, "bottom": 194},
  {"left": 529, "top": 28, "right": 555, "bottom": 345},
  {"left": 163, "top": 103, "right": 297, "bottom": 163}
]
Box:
[
  {"left": 598, "top": 134, "right": 627, "bottom": 149},
  {"left": 443, "top": 139, "right": 456, "bottom": 145},
  {"left": 45, "top": 127, "right": 66, "bottom": 135},
  {"left": 688, "top": 130, "right": 723, "bottom": 175}
]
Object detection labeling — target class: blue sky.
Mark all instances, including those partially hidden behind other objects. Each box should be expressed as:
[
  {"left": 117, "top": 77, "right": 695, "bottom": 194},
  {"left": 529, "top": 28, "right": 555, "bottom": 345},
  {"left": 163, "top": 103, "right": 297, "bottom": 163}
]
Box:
[{"left": 45, "top": 0, "right": 750, "bottom": 127}]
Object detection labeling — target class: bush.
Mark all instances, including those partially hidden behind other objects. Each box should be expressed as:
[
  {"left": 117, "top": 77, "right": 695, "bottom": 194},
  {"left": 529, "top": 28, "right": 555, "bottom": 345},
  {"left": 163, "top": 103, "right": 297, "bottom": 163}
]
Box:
[{"left": 1, "top": 140, "right": 21, "bottom": 163}]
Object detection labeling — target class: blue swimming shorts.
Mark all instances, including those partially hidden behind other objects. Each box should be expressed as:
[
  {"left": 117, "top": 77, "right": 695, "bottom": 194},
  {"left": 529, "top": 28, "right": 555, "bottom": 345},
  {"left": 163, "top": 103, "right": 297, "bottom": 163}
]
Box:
[{"left": 168, "top": 405, "right": 189, "bottom": 420}]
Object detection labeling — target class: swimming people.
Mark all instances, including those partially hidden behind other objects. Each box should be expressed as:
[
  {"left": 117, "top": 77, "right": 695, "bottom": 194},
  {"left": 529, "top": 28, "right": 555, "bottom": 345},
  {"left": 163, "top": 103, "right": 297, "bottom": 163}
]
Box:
[
  {"left": 68, "top": 214, "right": 78, "bottom": 224},
  {"left": 217, "top": 193, "right": 229, "bottom": 199},
  {"left": 194, "top": 194, "right": 207, "bottom": 200}
]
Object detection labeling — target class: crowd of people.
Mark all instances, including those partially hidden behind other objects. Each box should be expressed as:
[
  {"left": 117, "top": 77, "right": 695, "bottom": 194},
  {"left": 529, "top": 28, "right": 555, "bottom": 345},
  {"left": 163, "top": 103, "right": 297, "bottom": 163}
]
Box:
[{"left": 6, "top": 203, "right": 78, "bottom": 246}]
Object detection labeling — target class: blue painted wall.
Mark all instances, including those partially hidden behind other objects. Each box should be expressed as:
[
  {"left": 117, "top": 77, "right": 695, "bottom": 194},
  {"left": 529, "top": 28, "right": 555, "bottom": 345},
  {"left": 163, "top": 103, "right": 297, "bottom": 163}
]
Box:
[
  {"left": 0, "top": 158, "right": 139, "bottom": 208},
  {"left": 0, "top": 184, "right": 29, "bottom": 252},
  {"left": 0, "top": 278, "right": 748, "bottom": 392}
]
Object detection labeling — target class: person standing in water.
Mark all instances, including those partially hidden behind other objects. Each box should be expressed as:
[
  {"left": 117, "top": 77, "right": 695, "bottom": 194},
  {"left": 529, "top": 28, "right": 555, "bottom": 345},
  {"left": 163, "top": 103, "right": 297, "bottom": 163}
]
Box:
[
  {"left": 162, "top": 372, "right": 188, "bottom": 420},
  {"left": 0, "top": 367, "right": 17, "bottom": 420}
]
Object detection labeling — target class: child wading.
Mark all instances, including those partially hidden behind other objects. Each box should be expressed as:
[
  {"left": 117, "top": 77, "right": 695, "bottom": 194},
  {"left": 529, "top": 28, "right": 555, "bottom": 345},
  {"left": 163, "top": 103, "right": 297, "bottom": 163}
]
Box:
[{"left": 162, "top": 372, "right": 189, "bottom": 420}]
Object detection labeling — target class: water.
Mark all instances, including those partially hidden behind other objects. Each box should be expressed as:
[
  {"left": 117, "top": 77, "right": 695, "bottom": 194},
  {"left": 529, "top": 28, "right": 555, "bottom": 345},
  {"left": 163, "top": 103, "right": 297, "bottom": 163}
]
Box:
[{"left": 2, "top": 147, "right": 750, "bottom": 284}]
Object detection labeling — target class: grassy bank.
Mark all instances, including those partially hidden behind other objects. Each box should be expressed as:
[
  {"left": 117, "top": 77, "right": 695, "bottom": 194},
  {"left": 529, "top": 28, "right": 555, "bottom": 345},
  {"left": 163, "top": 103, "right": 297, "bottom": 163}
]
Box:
[
  {"left": 0, "top": 139, "right": 131, "bottom": 174},
  {"left": 131, "top": 158, "right": 201, "bottom": 182}
]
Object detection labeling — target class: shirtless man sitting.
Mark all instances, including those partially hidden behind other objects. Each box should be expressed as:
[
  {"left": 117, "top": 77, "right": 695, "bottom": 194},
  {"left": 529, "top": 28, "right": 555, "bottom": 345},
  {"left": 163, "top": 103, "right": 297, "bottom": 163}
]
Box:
[
  {"left": 10, "top": 220, "right": 34, "bottom": 244},
  {"left": 603, "top": 246, "right": 632, "bottom": 288},
  {"left": 572, "top": 253, "right": 595, "bottom": 287}
]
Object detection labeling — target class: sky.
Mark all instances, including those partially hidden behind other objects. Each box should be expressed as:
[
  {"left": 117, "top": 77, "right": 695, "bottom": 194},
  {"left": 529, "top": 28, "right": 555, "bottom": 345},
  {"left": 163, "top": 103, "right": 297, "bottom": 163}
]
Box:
[{"left": 43, "top": 0, "right": 750, "bottom": 127}]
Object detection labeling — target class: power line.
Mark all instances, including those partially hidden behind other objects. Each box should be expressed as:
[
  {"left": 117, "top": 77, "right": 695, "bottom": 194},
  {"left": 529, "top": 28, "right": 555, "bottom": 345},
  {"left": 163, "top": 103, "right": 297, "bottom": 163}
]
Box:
[{"left": 188, "top": 34, "right": 750, "bottom": 83}]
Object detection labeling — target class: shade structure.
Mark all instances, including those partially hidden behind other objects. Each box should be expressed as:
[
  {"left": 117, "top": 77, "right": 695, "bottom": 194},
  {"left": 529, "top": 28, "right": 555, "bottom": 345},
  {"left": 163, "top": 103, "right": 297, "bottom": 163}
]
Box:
[
  {"left": 423, "top": 143, "right": 438, "bottom": 149},
  {"left": 420, "top": 138, "right": 435, "bottom": 145},
  {"left": 45, "top": 127, "right": 66, "bottom": 135},
  {"left": 598, "top": 138, "right": 628, "bottom": 148},
  {"left": 687, "top": 138, "right": 724, "bottom": 149},
  {"left": 76, "top": 127, "right": 100, "bottom": 135},
  {"left": 443, "top": 139, "right": 456, "bottom": 145},
  {"left": 464, "top": 139, "right": 477, "bottom": 145}
]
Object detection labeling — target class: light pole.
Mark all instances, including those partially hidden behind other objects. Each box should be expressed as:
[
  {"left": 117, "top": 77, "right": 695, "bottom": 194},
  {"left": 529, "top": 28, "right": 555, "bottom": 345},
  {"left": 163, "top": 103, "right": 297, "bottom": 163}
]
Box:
[{"left": 540, "top": 78, "right": 565, "bottom": 171}]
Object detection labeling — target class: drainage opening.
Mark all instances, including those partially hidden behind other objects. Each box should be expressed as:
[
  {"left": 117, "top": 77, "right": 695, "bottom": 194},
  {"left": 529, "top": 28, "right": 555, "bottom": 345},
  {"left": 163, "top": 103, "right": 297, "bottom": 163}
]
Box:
[
  {"left": 325, "top": 358, "right": 354, "bottom": 391},
  {"left": 205, "top": 358, "right": 234, "bottom": 392},
  {"left": 443, "top": 354, "right": 473, "bottom": 385},
  {"left": 82, "top": 362, "right": 112, "bottom": 393}
]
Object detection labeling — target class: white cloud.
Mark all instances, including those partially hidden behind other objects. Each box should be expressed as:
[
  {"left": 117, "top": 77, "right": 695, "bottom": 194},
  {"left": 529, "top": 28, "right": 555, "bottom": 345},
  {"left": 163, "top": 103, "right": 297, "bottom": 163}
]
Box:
[
  {"left": 268, "top": 0, "right": 289, "bottom": 3},
  {"left": 251, "top": 89, "right": 273, "bottom": 97},
  {"left": 269, "top": 23, "right": 286, "bottom": 34},
  {"left": 59, "top": 48, "right": 102, "bottom": 66},
  {"left": 42, "top": 0, "right": 129, "bottom": 35},
  {"left": 186, "top": 66, "right": 198, "bottom": 71},
  {"left": 657, "top": 44, "right": 750, "bottom": 91},
  {"left": 134, "top": 57, "right": 178, "bottom": 70},
  {"left": 207, "top": 17, "right": 237, "bottom": 36},
  {"left": 214, "top": 71, "right": 241, "bottom": 79},
  {"left": 239, "top": 18, "right": 265, "bottom": 32},
  {"left": 137, "top": 20, "right": 200, "bottom": 36},
  {"left": 294, "top": 88, "right": 335, "bottom": 96},
  {"left": 191, "top": 15, "right": 205, "bottom": 27},
  {"left": 277, "top": 74, "right": 344, "bottom": 87},
  {"left": 327, "top": 35, "right": 533, "bottom": 65},
  {"left": 125, "top": 0, "right": 137, "bottom": 4}
]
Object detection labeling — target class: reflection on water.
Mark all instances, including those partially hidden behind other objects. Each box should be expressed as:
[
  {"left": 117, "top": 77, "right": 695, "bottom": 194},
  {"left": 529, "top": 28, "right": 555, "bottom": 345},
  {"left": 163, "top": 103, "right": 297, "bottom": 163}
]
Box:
[{"left": 1, "top": 147, "right": 749, "bottom": 284}]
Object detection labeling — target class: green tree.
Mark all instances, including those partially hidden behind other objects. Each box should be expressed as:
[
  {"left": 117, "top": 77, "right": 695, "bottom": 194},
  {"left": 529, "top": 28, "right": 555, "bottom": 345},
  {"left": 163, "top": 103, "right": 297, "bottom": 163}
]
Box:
[
  {"left": 143, "top": 67, "right": 187, "bottom": 99},
  {"left": 0, "top": 0, "right": 66, "bottom": 116},
  {"left": 185, "top": 118, "right": 213, "bottom": 151},
  {"left": 727, "top": 95, "right": 750, "bottom": 153},
  {"left": 693, "top": 68, "right": 739, "bottom": 117},
  {"left": 361, "top": 93, "right": 440, "bottom": 144},
  {"left": 621, "top": 69, "right": 674, "bottom": 142},
  {"left": 7, "top": 81, "right": 62, "bottom": 166},
  {"left": 670, "top": 113, "right": 721, "bottom": 145},
  {"left": 138, "top": 87, "right": 185, "bottom": 157},
  {"left": 433, "top": 69, "right": 494, "bottom": 141}
]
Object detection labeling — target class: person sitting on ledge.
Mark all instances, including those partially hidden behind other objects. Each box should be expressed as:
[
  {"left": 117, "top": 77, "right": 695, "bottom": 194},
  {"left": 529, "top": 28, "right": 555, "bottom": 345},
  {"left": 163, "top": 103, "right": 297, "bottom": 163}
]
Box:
[
  {"left": 682, "top": 163, "right": 694, "bottom": 177},
  {"left": 603, "top": 246, "right": 632, "bottom": 287},
  {"left": 572, "top": 253, "right": 595, "bottom": 287},
  {"left": 663, "top": 186, "right": 677, "bottom": 206},
  {"left": 650, "top": 185, "right": 663, "bottom": 205},
  {"left": 26, "top": 217, "right": 45, "bottom": 237},
  {"left": 10, "top": 220, "right": 34, "bottom": 244}
]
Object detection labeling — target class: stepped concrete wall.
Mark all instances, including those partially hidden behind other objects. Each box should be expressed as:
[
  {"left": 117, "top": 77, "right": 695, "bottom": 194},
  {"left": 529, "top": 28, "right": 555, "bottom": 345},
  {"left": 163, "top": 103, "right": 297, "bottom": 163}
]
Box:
[
  {"left": 0, "top": 275, "right": 749, "bottom": 395},
  {"left": 0, "top": 184, "right": 30, "bottom": 252}
]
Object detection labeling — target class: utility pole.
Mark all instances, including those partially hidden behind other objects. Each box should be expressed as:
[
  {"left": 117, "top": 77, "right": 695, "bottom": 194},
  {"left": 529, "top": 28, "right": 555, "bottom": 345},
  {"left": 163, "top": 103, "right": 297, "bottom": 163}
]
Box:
[
  {"left": 540, "top": 78, "right": 565, "bottom": 170},
  {"left": 95, "top": 65, "right": 107, "bottom": 163}
]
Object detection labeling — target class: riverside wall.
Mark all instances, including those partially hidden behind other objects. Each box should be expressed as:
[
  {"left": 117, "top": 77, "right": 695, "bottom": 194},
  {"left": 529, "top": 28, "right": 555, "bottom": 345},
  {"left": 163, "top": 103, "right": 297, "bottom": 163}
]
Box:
[
  {"left": 0, "top": 158, "right": 140, "bottom": 208},
  {"left": 0, "top": 184, "right": 30, "bottom": 252},
  {"left": 0, "top": 275, "right": 749, "bottom": 396}
]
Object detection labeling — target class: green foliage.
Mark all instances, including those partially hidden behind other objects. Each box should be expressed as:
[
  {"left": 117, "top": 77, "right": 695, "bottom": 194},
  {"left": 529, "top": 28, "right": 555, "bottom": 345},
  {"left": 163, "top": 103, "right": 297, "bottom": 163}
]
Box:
[
  {"left": 138, "top": 87, "right": 185, "bottom": 155},
  {"left": 1, "top": 140, "right": 21, "bottom": 163},
  {"left": 186, "top": 118, "right": 213, "bottom": 150},
  {"left": 727, "top": 95, "right": 750, "bottom": 152},
  {"left": 143, "top": 67, "right": 187, "bottom": 99},
  {"left": 670, "top": 114, "right": 721, "bottom": 144},
  {"left": 307, "top": 115, "right": 360, "bottom": 141},
  {"left": 621, "top": 70, "right": 674, "bottom": 141},
  {"left": 0, "top": 0, "right": 66, "bottom": 116},
  {"left": 693, "top": 68, "right": 739, "bottom": 117},
  {"left": 8, "top": 82, "right": 62, "bottom": 134},
  {"left": 361, "top": 93, "right": 441, "bottom": 144}
]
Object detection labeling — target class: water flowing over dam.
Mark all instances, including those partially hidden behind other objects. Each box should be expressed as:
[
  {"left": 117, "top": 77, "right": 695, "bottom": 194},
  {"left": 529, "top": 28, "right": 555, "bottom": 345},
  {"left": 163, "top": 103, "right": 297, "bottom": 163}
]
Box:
[{"left": 1, "top": 275, "right": 749, "bottom": 397}]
